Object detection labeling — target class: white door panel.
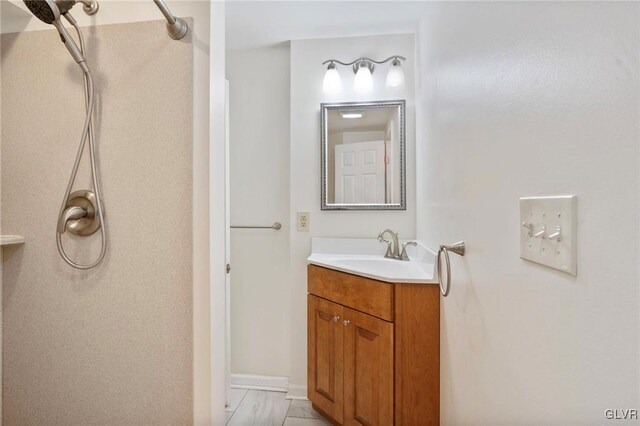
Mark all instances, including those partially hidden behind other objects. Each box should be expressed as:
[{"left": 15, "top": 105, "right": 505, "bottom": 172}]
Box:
[{"left": 335, "top": 140, "right": 385, "bottom": 204}]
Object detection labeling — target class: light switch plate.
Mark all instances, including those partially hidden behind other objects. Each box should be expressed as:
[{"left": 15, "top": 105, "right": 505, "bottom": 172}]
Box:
[{"left": 520, "top": 195, "right": 577, "bottom": 276}]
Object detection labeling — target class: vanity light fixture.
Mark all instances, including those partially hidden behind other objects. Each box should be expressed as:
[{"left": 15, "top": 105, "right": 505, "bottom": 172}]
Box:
[
  {"left": 386, "top": 57, "right": 405, "bottom": 88},
  {"left": 353, "top": 60, "right": 374, "bottom": 93},
  {"left": 322, "top": 56, "right": 406, "bottom": 94},
  {"left": 322, "top": 61, "right": 342, "bottom": 95}
]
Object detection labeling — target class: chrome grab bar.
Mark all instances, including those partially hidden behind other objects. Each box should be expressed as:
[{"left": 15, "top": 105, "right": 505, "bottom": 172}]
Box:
[
  {"left": 436, "top": 241, "right": 466, "bottom": 297},
  {"left": 230, "top": 222, "right": 282, "bottom": 230}
]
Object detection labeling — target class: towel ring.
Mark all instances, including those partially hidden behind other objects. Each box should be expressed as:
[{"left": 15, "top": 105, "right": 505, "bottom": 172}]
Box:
[{"left": 436, "top": 241, "right": 466, "bottom": 297}]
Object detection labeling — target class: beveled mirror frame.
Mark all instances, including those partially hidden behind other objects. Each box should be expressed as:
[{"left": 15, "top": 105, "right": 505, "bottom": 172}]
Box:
[{"left": 321, "top": 99, "right": 406, "bottom": 210}]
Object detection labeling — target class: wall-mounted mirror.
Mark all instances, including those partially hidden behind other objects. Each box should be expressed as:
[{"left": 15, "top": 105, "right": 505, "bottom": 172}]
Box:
[{"left": 321, "top": 100, "right": 406, "bottom": 210}]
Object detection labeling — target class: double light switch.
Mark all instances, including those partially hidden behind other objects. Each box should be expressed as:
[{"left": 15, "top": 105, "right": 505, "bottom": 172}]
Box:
[{"left": 520, "top": 195, "right": 577, "bottom": 276}]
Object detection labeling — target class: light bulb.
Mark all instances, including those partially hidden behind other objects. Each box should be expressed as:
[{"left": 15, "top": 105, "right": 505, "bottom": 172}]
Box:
[
  {"left": 323, "top": 63, "right": 342, "bottom": 94},
  {"left": 353, "top": 62, "right": 373, "bottom": 93},
  {"left": 339, "top": 110, "right": 364, "bottom": 119},
  {"left": 386, "top": 58, "right": 405, "bottom": 88}
]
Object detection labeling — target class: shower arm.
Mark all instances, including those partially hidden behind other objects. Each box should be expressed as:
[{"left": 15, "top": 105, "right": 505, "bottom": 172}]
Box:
[
  {"left": 75, "top": 0, "right": 99, "bottom": 15},
  {"left": 152, "top": 0, "right": 188, "bottom": 40}
]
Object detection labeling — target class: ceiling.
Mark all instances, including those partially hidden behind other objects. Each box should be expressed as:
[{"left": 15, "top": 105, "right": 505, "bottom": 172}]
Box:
[
  {"left": 225, "top": 1, "right": 425, "bottom": 51},
  {"left": 328, "top": 107, "right": 395, "bottom": 134}
]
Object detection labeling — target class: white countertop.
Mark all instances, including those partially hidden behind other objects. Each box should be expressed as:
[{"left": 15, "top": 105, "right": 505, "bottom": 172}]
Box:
[{"left": 307, "top": 237, "right": 437, "bottom": 284}]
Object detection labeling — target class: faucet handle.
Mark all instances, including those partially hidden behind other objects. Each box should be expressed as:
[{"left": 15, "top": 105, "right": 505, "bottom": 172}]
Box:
[
  {"left": 378, "top": 228, "right": 401, "bottom": 259},
  {"left": 379, "top": 238, "right": 393, "bottom": 258},
  {"left": 400, "top": 241, "right": 418, "bottom": 261},
  {"left": 57, "top": 206, "right": 88, "bottom": 234}
]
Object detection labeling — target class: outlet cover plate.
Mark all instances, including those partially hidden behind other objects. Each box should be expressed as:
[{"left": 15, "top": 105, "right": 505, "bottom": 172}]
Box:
[
  {"left": 520, "top": 195, "right": 577, "bottom": 276},
  {"left": 297, "top": 211, "right": 310, "bottom": 231}
]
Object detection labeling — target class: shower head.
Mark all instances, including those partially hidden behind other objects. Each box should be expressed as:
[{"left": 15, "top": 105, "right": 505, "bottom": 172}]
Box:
[
  {"left": 23, "top": 0, "right": 75, "bottom": 23},
  {"left": 23, "top": 0, "right": 56, "bottom": 23},
  {"left": 23, "top": 0, "right": 90, "bottom": 71},
  {"left": 24, "top": 0, "right": 97, "bottom": 22}
]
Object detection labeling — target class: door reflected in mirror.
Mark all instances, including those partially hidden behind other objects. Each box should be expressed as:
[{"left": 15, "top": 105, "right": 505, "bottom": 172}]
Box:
[{"left": 321, "top": 100, "right": 405, "bottom": 210}]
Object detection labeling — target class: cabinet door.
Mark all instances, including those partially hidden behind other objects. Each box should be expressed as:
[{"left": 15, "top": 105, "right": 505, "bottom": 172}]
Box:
[
  {"left": 308, "top": 295, "right": 344, "bottom": 423},
  {"left": 343, "top": 308, "right": 394, "bottom": 426}
]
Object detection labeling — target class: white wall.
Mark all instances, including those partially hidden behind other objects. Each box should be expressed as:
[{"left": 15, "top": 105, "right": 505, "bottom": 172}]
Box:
[
  {"left": 416, "top": 2, "right": 639, "bottom": 424},
  {"left": 226, "top": 45, "right": 291, "bottom": 378},
  {"left": 288, "top": 34, "right": 415, "bottom": 394}
]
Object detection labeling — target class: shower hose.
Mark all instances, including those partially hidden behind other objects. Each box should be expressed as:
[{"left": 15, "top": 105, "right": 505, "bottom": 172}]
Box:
[{"left": 56, "top": 15, "right": 107, "bottom": 270}]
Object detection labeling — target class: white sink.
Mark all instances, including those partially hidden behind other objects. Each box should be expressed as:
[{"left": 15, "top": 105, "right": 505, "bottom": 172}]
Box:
[{"left": 307, "top": 238, "right": 437, "bottom": 284}]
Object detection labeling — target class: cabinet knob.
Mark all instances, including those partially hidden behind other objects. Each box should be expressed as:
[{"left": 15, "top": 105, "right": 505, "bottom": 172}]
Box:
[
  {"left": 343, "top": 320, "right": 350, "bottom": 327},
  {"left": 332, "top": 315, "right": 340, "bottom": 322}
]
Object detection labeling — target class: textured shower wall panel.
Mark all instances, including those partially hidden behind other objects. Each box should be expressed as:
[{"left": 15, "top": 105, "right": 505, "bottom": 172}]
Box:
[{"left": 1, "top": 20, "right": 193, "bottom": 425}]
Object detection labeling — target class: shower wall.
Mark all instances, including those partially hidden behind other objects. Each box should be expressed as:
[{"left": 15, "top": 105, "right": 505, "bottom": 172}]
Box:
[{"left": 1, "top": 19, "right": 193, "bottom": 424}]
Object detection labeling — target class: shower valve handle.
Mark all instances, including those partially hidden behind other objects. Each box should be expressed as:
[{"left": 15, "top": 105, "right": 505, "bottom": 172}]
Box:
[
  {"left": 57, "top": 206, "right": 88, "bottom": 234},
  {"left": 57, "top": 190, "right": 101, "bottom": 237}
]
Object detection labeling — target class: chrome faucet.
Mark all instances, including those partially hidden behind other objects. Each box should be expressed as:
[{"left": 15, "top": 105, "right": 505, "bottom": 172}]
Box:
[
  {"left": 378, "top": 228, "right": 400, "bottom": 259},
  {"left": 378, "top": 229, "right": 417, "bottom": 261}
]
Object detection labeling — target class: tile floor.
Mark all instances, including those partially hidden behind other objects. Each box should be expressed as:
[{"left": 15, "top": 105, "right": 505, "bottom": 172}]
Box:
[{"left": 225, "top": 389, "right": 332, "bottom": 426}]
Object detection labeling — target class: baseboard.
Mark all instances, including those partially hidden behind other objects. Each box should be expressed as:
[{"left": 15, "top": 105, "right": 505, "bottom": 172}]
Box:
[
  {"left": 285, "top": 383, "right": 308, "bottom": 400},
  {"left": 230, "top": 373, "right": 289, "bottom": 392}
]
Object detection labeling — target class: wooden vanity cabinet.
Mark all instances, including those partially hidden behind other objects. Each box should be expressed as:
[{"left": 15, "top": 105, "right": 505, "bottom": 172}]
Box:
[
  {"left": 308, "top": 264, "right": 440, "bottom": 426},
  {"left": 343, "top": 306, "right": 394, "bottom": 426},
  {"left": 308, "top": 295, "right": 345, "bottom": 423}
]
